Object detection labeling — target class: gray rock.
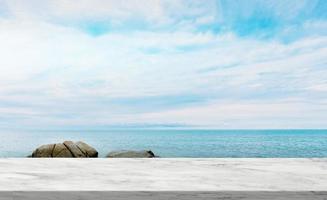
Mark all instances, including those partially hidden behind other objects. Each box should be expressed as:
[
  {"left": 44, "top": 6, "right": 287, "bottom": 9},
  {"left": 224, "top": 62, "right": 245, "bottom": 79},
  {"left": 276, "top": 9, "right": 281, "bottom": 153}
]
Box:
[
  {"left": 106, "top": 150, "right": 156, "bottom": 158},
  {"left": 30, "top": 141, "right": 98, "bottom": 158},
  {"left": 32, "top": 144, "right": 55, "bottom": 157},
  {"left": 63, "top": 141, "right": 85, "bottom": 158},
  {"left": 52, "top": 143, "right": 73, "bottom": 157},
  {"left": 76, "top": 141, "right": 98, "bottom": 157}
]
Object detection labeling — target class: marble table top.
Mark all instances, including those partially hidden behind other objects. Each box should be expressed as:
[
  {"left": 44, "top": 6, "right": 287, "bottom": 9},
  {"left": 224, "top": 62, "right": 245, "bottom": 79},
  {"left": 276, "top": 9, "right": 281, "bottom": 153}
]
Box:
[{"left": 0, "top": 158, "right": 327, "bottom": 191}]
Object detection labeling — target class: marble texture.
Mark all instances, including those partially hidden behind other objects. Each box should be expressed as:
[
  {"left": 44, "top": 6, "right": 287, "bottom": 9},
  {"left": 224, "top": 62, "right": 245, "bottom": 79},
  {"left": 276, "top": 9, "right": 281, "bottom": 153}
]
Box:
[
  {"left": 1, "top": 192, "right": 327, "bottom": 200},
  {"left": 0, "top": 158, "right": 327, "bottom": 191}
]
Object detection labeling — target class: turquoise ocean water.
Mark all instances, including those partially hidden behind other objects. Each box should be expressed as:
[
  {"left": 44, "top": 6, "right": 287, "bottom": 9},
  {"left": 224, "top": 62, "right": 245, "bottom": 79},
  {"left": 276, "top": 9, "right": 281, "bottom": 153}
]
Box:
[{"left": 1, "top": 129, "right": 327, "bottom": 158}]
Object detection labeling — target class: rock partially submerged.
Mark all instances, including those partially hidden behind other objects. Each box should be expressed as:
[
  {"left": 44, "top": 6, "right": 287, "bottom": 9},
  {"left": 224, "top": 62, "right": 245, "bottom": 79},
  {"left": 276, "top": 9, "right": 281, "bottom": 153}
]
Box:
[
  {"left": 106, "top": 150, "right": 156, "bottom": 158},
  {"left": 31, "top": 141, "right": 98, "bottom": 158}
]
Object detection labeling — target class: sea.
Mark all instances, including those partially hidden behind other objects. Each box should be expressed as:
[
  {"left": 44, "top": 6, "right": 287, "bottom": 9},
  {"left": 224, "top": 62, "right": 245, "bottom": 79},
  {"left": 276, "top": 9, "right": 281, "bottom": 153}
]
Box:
[{"left": 1, "top": 129, "right": 327, "bottom": 158}]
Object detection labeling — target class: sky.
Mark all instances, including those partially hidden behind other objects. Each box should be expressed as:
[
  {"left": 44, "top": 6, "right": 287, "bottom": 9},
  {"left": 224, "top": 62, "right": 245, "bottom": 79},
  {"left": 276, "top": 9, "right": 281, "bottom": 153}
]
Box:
[{"left": 0, "top": 0, "right": 326, "bottom": 129}]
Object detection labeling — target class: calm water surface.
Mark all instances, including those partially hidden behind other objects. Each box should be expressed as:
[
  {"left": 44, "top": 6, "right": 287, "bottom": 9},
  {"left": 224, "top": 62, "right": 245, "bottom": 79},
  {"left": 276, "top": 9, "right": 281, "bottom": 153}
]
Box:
[{"left": 0, "top": 129, "right": 327, "bottom": 157}]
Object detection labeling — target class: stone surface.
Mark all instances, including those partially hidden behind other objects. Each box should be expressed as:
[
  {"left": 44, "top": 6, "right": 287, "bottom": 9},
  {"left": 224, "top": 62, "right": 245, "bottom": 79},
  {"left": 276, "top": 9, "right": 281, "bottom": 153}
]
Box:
[
  {"left": 63, "top": 141, "right": 85, "bottom": 158},
  {"left": 75, "top": 141, "right": 98, "bottom": 157},
  {"left": 1, "top": 158, "right": 327, "bottom": 191},
  {"left": 52, "top": 143, "right": 73, "bottom": 158},
  {"left": 106, "top": 150, "right": 155, "bottom": 158},
  {"left": 30, "top": 141, "right": 98, "bottom": 158},
  {"left": 31, "top": 144, "right": 55, "bottom": 157},
  {"left": 1, "top": 192, "right": 327, "bottom": 200}
]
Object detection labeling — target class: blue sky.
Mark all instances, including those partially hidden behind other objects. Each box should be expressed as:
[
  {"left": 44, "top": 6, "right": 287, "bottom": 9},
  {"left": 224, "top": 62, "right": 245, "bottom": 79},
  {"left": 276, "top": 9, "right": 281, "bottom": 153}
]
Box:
[{"left": 0, "top": 0, "right": 326, "bottom": 129}]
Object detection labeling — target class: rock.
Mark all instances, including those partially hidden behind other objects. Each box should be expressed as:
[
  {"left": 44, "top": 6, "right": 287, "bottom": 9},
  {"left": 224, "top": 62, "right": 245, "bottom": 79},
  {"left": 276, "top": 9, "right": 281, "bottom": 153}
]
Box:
[
  {"left": 52, "top": 143, "right": 73, "bottom": 157},
  {"left": 30, "top": 141, "right": 98, "bottom": 158},
  {"left": 63, "top": 141, "right": 85, "bottom": 158},
  {"left": 32, "top": 144, "right": 55, "bottom": 157},
  {"left": 76, "top": 141, "right": 98, "bottom": 157},
  {"left": 106, "top": 150, "right": 156, "bottom": 158}
]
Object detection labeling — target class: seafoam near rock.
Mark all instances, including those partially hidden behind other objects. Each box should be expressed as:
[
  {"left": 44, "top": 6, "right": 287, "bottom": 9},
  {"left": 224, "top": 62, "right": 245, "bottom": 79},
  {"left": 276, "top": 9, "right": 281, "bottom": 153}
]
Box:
[
  {"left": 31, "top": 141, "right": 98, "bottom": 158},
  {"left": 106, "top": 150, "right": 156, "bottom": 158}
]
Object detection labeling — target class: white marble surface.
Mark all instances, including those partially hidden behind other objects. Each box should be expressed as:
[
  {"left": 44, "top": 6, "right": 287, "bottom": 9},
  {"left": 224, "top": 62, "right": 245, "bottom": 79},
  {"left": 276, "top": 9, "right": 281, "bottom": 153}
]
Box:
[{"left": 0, "top": 158, "right": 327, "bottom": 191}]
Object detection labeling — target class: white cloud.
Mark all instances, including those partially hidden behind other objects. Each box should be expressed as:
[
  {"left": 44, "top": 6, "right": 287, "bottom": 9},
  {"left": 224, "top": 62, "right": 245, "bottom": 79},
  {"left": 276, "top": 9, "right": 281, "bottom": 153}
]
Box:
[
  {"left": 2, "top": 0, "right": 217, "bottom": 28},
  {"left": 135, "top": 99, "right": 327, "bottom": 129},
  {"left": 0, "top": 1, "right": 326, "bottom": 129},
  {"left": 306, "top": 84, "right": 327, "bottom": 92}
]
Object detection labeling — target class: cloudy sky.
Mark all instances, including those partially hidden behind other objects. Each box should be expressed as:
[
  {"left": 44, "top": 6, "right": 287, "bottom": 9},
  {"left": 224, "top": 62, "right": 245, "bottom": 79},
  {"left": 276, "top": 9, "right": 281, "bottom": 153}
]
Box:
[{"left": 0, "top": 0, "right": 326, "bottom": 129}]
